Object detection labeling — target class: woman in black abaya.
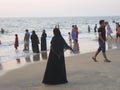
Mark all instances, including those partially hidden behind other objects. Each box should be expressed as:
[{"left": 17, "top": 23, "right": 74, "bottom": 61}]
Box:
[
  {"left": 42, "top": 28, "right": 73, "bottom": 85},
  {"left": 31, "top": 30, "right": 40, "bottom": 53},
  {"left": 41, "top": 30, "right": 47, "bottom": 51},
  {"left": 41, "top": 30, "right": 47, "bottom": 59}
]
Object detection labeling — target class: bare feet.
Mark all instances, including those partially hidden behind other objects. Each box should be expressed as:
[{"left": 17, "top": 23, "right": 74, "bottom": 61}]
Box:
[{"left": 92, "top": 57, "right": 98, "bottom": 62}]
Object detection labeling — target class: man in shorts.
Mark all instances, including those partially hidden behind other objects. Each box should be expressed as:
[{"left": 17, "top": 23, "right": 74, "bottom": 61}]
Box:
[{"left": 92, "top": 20, "right": 111, "bottom": 62}]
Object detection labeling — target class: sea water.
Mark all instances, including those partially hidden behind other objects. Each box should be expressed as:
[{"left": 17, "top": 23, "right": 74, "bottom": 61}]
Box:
[{"left": 0, "top": 16, "right": 119, "bottom": 63}]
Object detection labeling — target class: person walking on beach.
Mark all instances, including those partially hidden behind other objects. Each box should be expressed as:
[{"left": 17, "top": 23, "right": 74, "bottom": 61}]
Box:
[
  {"left": 92, "top": 20, "right": 111, "bottom": 62},
  {"left": 31, "top": 30, "right": 40, "bottom": 53},
  {"left": 23, "top": 29, "right": 30, "bottom": 51},
  {"left": 14, "top": 34, "right": 19, "bottom": 50},
  {"left": 42, "top": 27, "right": 73, "bottom": 85}
]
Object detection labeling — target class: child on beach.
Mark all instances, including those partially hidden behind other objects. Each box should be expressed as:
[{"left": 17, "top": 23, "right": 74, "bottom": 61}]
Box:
[{"left": 14, "top": 34, "right": 19, "bottom": 50}]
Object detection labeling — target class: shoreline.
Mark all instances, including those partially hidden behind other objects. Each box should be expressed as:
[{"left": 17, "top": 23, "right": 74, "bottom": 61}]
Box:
[
  {"left": 0, "top": 46, "right": 119, "bottom": 76},
  {"left": 0, "top": 37, "right": 120, "bottom": 76},
  {"left": 0, "top": 49, "right": 120, "bottom": 90},
  {"left": 0, "top": 31, "right": 117, "bottom": 63}
]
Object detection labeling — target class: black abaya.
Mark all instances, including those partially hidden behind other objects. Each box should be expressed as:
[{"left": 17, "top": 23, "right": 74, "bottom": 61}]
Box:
[
  {"left": 42, "top": 34, "right": 71, "bottom": 84},
  {"left": 31, "top": 33, "right": 40, "bottom": 53},
  {"left": 41, "top": 32, "right": 47, "bottom": 51}
]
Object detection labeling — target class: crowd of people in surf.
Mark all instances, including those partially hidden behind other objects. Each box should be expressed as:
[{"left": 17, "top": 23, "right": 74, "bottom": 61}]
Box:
[
  {"left": 14, "top": 26, "right": 80, "bottom": 54},
  {"left": 0, "top": 28, "right": 47, "bottom": 54},
  {"left": 0, "top": 20, "right": 120, "bottom": 54},
  {"left": 68, "top": 25, "right": 80, "bottom": 54},
  {"left": 0, "top": 25, "right": 80, "bottom": 54}
]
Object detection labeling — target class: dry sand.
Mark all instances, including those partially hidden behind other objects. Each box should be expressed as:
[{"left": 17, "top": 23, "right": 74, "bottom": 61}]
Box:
[{"left": 0, "top": 49, "right": 120, "bottom": 90}]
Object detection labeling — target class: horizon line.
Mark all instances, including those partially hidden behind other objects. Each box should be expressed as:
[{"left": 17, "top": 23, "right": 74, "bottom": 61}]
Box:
[{"left": 0, "top": 15, "right": 120, "bottom": 18}]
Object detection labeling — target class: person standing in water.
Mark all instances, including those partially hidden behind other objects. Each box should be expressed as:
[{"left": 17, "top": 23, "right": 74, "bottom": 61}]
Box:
[
  {"left": 23, "top": 29, "right": 30, "bottom": 51},
  {"left": 88, "top": 25, "right": 91, "bottom": 33},
  {"left": 41, "top": 30, "right": 47, "bottom": 59},
  {"left": 68, "top": 32, "right": 72, "bottom": 49},
  {"left": 94, "top": 24, "right": 97, "bottom": 33},
  {"left": 31, "top": 30, "right": 40, "bottom": 53},
  {"left": 14, "top": 34, "right": 19, "bottom": 50},
  {"left": 41, "top": 30, "right": 47, "bottom": 51}
]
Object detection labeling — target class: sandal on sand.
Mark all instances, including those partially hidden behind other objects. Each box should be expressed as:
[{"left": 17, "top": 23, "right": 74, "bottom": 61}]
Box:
[
  {"left": 104, "top": 59, "right": 111, "bottom": 63},
  {"left": 92, "top": 57, "right": 97, "bottom": 62}
]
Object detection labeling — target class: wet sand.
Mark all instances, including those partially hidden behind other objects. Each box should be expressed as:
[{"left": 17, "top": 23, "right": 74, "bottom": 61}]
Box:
[
  {"left": 0, "top": 47, "right": 120, "bottom": 90},
  {"left": 0, "top": 37, "right": 120, "bottom": 90}
]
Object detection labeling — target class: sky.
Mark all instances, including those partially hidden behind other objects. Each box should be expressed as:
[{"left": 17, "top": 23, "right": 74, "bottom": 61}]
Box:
[{"left": 0, "top": 0, "right": 120, "bottom": 17}]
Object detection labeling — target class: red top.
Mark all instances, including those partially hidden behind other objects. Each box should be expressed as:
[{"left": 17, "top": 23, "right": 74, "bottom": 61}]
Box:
[{"left": 14, "top": 37, "right": 19, "bottom": 48}]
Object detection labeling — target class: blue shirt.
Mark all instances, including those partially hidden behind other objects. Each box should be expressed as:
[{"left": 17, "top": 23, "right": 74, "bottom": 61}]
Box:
[
  {"left": 72, "top": 30, "right": 76, "bottom": 40},
  {"left": 24, "top": 32, "right": 30, "bottom": 42}
]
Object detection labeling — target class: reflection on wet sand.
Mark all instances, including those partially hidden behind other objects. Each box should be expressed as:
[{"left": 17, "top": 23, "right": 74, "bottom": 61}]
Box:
[
  {"left": 41, "top": 51, "right": 47, "bottom": 60},
  {"left": 0, "top": 38, "right": 119, "bottom": 75},
  {"left": 0, "top": 52, "right": 45, "bottom": 74},
  {"left": 33, "top": 53, "right": 40, "bottom": 61},
  {"left": 25, "top": 55, "right": 31, "bottom": 63},
  {"left": 16, "top": 58, "right": 21, "bottom": 64},
  {"left": 107, "top": 39, "right": 120, "bottom": 50}
]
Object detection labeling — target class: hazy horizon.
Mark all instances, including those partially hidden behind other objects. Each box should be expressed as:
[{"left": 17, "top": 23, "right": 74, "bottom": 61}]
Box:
[
  {"left": 0, "top": 16, "right": 119, "bottom": 18},
  {"left": 0, "top": 0, "right": 120, "bottom": 17}
]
